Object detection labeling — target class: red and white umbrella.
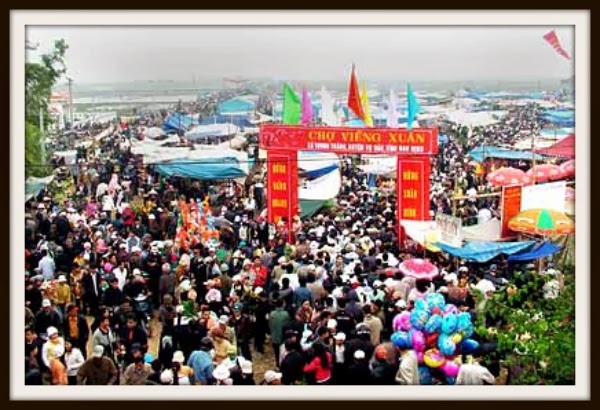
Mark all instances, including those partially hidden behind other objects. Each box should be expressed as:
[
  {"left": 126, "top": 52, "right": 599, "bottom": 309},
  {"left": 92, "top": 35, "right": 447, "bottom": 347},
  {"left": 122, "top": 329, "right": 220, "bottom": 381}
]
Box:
[
  {"left": 486, "top": 167, "right": 531, "bottom": 187},
  {"left": 526, "top": 164, "right": 565, "bottom": 183},
  {"left": 398, "top": 258, "right": 440, "bottom": 281},
  {"left": 560, "top": 160, "right": 575, "bottom": 178}
]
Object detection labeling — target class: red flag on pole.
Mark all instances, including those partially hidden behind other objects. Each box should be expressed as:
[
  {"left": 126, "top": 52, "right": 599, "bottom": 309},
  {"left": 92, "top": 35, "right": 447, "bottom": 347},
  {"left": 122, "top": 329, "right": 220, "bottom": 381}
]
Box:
[
  {"left": 347, "top": 64, "right": 365, "bottom": 120},
  {"left": 543, "top": 30, "right": 571, "bottom": 60}
]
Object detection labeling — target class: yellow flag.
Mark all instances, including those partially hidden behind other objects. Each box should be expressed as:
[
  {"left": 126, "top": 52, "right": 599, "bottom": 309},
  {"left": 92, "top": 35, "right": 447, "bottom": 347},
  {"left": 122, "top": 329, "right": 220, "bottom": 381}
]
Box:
[{"left": 361, "top": 82, "right": 373, "bottom": 127}]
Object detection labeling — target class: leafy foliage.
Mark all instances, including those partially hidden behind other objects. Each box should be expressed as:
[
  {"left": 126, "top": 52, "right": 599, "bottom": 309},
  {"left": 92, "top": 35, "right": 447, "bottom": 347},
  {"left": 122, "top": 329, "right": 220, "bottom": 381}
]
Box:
[
  {"left": 476, "top": 268, "right": 575, "bottom": 384},
  {"left": 25, "top": 39, "right": 68, "bottom": 178}
]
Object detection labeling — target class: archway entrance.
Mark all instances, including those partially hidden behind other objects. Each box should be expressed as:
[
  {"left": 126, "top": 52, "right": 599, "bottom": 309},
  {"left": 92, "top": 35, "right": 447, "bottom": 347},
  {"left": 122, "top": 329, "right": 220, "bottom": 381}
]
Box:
[{"left": 259, "top": 124, "right": 439, "bottom": 242}]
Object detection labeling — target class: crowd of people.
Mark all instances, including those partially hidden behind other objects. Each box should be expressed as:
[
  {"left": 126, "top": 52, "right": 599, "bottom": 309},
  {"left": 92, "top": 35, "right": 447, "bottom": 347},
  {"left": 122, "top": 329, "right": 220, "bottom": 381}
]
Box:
[{"left": 24, "top": 100, "right": 563, "bottom": 387}]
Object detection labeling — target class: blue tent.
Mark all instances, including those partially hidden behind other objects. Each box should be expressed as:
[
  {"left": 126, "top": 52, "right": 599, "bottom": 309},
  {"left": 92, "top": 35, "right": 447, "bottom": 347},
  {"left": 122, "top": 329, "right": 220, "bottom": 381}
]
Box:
[
  {"left": 201, "top": 115, "right": 254, "bottom": 128},
  {"left": 433, "top": 241, "right": 536, "bottom": 263},
  {"left": 218, "top": 98, "right": 255, "bottom": 115},
  {"left": 162, "top": 113, "right": 197, "bottom": 134},
  {"left": 155, "top": 158, "right": 247, "bottom": 180},
  {"left": 302, "top": 164, "right": 338, "bottom": 179},
  {"left": 507, "top": 241, "right": 563, "bottom": 262},
  {"left": 468, "top": 146, "right": 546, "bottom": 162}
]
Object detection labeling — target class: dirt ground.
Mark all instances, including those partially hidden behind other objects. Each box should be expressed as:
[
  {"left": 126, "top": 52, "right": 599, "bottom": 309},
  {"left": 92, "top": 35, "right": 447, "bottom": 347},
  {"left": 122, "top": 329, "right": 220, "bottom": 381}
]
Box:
[{"left": 86, "top": 314, "right": 276, "bottom": 384}]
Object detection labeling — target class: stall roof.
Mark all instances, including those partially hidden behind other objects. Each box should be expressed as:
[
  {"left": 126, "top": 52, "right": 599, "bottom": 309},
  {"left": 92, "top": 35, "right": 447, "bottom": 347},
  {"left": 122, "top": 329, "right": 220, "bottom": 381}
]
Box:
[
  {"left": 468, "top": 146, "right": 546, "bottom": 162},
  {"left": 537, "top": 134, "right": 575, "bottom": 158},
  {"left": 507, "top": 241, "right": 563, "bottom": 262},
  {"left": 433, "top": 240, "right": 536, "bottom": 262}
]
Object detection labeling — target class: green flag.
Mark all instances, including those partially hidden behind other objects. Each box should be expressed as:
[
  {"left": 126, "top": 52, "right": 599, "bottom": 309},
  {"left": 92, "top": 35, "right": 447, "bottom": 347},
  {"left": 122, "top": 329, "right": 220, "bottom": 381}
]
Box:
[{"left": 282, "top": 83, "right": 301, "bottom": 125}]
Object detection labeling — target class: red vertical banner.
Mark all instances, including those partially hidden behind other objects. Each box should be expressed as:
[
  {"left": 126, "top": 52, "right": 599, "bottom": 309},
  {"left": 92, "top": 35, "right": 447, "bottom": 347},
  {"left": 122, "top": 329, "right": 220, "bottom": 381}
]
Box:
[
  {"left": 266, "top": 150, "right": 298, "bottom": 242},
  {"left": 501, "top": 185, "right": 522, "bottom": 238},
  {"left": 397, "top": 157, "right": 431, "bottom": 242}
]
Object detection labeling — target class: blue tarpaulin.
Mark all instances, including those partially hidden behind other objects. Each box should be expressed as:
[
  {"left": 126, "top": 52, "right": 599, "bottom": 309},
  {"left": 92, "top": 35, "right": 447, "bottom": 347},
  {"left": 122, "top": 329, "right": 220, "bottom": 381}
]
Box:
[
  {"left": 162, "top": 113, "right": 198, "bottom": 134},
  {"left": 200, "top": 115, "right": 254, "bottom": 128},
  {"left": 302, "top": 164, "right": 339, "bottom": 179},
  {"left": 433, "top": 240, "right": 536, "bottom": 262},
  {"left": 507, "top": 241, "right": 563, "bottom": 262},
  {"left": 218, "top": 98, "right": 256, "bottom": 115},
  {"left": 155, "top": 158, "right": 247, "bottom": 180},
  {"left": 468, "top": 146, "right": 546, "bottom": 162}
]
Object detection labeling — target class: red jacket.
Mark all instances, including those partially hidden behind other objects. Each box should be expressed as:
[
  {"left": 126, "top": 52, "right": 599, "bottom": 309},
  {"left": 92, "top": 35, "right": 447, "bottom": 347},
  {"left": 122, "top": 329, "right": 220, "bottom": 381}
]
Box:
[
  {"left": 252, "top": 266, "right": 267, "bottom": 287},
  {"left": 303, "top": 353, "right": 332, "bottom": 382}
]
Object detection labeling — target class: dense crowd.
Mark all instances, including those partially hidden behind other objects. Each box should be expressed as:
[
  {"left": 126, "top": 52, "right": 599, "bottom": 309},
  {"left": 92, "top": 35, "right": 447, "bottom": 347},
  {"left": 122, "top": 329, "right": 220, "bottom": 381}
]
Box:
[{"left": 24, "top": 102, "right": 564, "bottom": 386}]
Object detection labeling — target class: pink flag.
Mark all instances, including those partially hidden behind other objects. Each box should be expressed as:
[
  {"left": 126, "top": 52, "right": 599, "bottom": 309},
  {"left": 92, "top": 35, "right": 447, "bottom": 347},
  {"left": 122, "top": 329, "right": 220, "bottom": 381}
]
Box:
[
  {"left": 301, "top": 88, "right": 314, "bottom": 125},
  {"left": 543, "top": 30, "right": 571, "bottom": 60}
]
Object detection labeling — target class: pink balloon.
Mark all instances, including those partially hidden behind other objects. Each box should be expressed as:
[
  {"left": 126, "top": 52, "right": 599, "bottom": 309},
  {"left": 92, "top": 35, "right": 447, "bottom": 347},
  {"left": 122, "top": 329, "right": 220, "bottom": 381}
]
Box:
[
  {"left": 442, "top": 360, "right": 460, "bottom": 378},
  {"left": 393, "top": 312, "right": 412, "bottom": 332},
  {"left": 443, "top": 304, "right": 459, "bottom": 316},
  {"left": 411, "top": 330, "right": 426, "bottom": 352},
  {"left": 417, "top": 351, "right": 424, "bottom": 364}
]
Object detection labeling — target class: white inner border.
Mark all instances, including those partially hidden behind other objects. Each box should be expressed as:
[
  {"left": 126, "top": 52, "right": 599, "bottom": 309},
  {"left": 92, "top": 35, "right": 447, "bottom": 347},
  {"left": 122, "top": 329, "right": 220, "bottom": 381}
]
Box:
[{"left": 10, "top": 10, "right": 590, "bottom": 401}]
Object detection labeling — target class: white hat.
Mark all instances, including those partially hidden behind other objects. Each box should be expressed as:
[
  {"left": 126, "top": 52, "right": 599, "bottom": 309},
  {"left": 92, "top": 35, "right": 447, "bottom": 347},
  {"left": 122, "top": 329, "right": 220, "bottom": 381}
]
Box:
[
  {"left": 327, "top": 319, "right": 337, "bottom": 329},
  {"left": 46, "top": 326, "right": 58, "bottom": 337},
  {"left": 42, "top": 299, "right": 51, "bottom": 308},
  {"left": 458, "top": 266, "right": 469, "bottom": 273},
  {"left": 373, "top": 280, "right": 383, "bottom": 287},
  {"left": 240, "top": 359, "right": 253, "bottom": 374},
  {"left": 232, "top": 250, "right": 242, "bottom": 258},
  {"left": 354, "top": 350, "right": 366, "bottom": 360},
  {"left": 254, "top": 286, "right": 263, "bottom": 295},
  {"left": 119, "top": 243, "right": 127, "bottom": 249},
  {"left": 57, "top": 275, "right": 67, "bottom": 283},
  {"left": 172, "top": 351, "right": 185, "bottom": 363},
  {"left": 148, "top": 214, "right": 156, "bottom": 220},
  {"left": 334, "top": 332, "right": 346, "bottom": 341},
  {"left": 395, "top": 300, "right": 407, "bottom": 309},
  {"left": 160, "top": 369, "right": 174, "bottom": 384},
  {"left": 213, "top": 365, "right": 231, "bottom": 380},
  {"left": 444, "top": 273, "right": 458, "bottom": 283},
  {"left": 204, "top": 256, "right": 213, "bottom": 263},
  {"left": 218, "top": 315, "right": 229, "bottom": 325},
  {"left": 264, "top": 370, "right": 283, "bottom": 384},
  {"left": 180, "top": 280, "right": 192, "bottom": 292},
  {"left": 92, "top": 345, "right": 104, "bottom": 358},
  {"left": 131, "top": 246, "right": 141, "bottom": 253},
  {"left": 133, "top": 268, "right": 141, "bottom": 276},
  {"left": 278, "top": 256, "right": 287, "bottom": 265},
  {"left": 37, "top": 203, "right": 45, "bottom": 209}
]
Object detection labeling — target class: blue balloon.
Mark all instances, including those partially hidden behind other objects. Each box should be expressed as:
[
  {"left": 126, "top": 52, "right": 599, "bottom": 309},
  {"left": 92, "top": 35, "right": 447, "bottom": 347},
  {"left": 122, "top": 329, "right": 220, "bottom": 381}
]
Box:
[
  {"left": 424, "top": 314, "right": 443, "bottom": 335},
  {"left": 462, "top": 323, "right": 474, "bottom": 338},
  {"left": 446, "top": 376, "right": 456, "bottom": 385},
  {"left": 410, "top": 309, "right": 429, "bottom": 330},
  {"left": 418, "top": 365, "right": 433, "bottom": 385},
  {"left": 391, "top": 331, "right": 412, "bottom": 349},
  {"left": 144, "top": 353, "right": 154, "bottom": 364},
  {"left": 460, "top": 338, "right": 480, "bottom": 354},
  {"left": 427, "top": 293, "right": 446, "bottom": 311},
  {"left": 456, "top": 312, "right": 472, "bottom": 332},
  {"left": 438, "top": 333, "right": 457, "bottom": 356},
  {"left": 441, "top": 313, "right": 458, "bottom": 334},
  {"left": 414, "top": 299, "right": 429, "bottom": 312}
]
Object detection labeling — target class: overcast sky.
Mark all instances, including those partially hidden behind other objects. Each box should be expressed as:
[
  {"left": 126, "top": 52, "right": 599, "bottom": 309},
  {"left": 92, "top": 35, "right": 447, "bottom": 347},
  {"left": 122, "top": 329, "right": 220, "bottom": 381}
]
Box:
[{"left": 26, "top": 26, "right": 574, "bottom": 84}]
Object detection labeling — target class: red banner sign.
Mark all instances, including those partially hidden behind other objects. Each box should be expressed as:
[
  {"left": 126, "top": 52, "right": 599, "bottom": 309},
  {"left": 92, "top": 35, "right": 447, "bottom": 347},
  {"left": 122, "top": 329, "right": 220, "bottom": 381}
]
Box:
[
  {"left": 266, "top": 151, "right": 298, "bottom": 241},
  {"left": 260, "top": 124, "right": 438, "bottom": 155},
  {"left": 501, "top": 185, "right": 523, "bottom": 238},
  {"left": 397, "top": 157, "right": 431, "bottom": 222}
]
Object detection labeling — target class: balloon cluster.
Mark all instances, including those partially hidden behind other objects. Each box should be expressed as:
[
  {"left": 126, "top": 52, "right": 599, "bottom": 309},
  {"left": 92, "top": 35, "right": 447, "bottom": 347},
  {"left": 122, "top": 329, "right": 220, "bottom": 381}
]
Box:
[{"left": 391, "top": 293, "right": 480, "bottom": 385}]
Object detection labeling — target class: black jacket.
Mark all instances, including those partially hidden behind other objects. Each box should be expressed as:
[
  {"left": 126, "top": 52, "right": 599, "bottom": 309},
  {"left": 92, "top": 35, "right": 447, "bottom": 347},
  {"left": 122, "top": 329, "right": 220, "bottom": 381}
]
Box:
[
  {"left": 34, "top": 310, "right": 62, "bottom": 336},
  {"left": 280, "top": 349, "right": 305, "bottom": 385},
  {"left": 63, "top": 314, "right": 90, "bottom": 347}
]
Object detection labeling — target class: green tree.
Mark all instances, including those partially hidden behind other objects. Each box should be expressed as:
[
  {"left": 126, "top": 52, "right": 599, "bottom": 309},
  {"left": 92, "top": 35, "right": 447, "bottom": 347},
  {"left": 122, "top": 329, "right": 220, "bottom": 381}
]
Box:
[
  {"left": 475, "top": 267, "right": 575, "bottom": 385},
  {"left": 25, "top": 39, "right": 68, "bottom": 177}
]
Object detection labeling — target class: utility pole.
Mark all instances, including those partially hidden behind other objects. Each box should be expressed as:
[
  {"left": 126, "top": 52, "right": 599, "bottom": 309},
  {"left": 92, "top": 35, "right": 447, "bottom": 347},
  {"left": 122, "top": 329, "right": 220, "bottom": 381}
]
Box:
[{"left": 67, "top": 77, "right": 74, "bottom": 129}]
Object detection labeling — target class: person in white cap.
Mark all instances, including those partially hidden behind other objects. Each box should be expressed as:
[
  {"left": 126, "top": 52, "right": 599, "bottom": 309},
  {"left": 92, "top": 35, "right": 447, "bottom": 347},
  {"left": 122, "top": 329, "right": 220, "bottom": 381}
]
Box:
[
  {"left": 42, "top": 326, "right": 65, "bottom": 369},
  {"left": 262, "top": 370, "right": 283, "bottom": 385},
  {"left": 332, "top": 332, "right": 348, "bottom": 384},
  {"left": 34, "top": 299, "right": 62, "bottom": 337},
  {"left": 55, "top": 275, "right": 72, "bottom": 316},
  {"left": 212, "top": 364, "right": 232, "bottom": 385},
  {"left": 76, "top": 345, "right": 118, "bottom": 385},
  {"left": 37, "top": 249, "right": 56, "bottom": 281},
  {"left": 236, "top": 357, "right": 255, "bottom": 385}
]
